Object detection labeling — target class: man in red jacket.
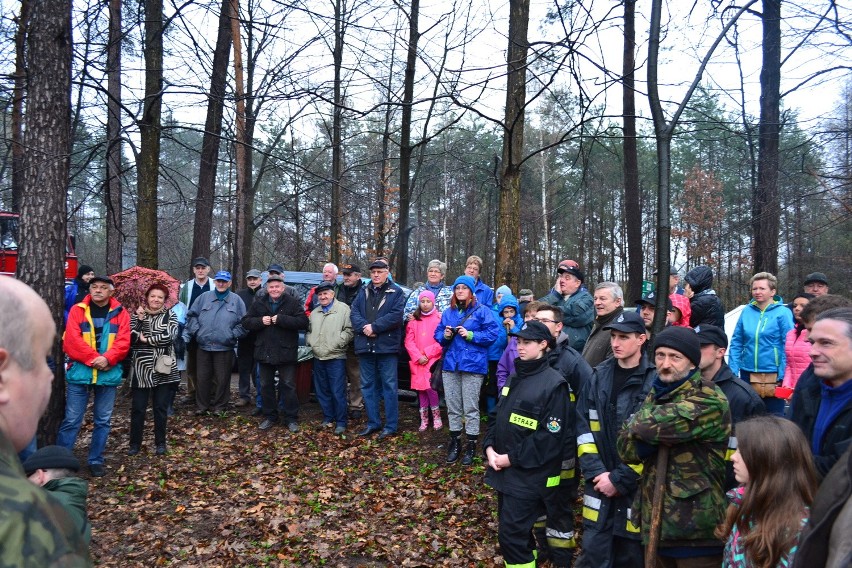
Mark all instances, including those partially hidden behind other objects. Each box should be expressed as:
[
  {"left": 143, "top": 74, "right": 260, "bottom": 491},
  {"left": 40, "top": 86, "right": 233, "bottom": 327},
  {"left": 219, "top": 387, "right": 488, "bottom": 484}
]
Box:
[{"left": 57, "top": 276, "right": 130, "bottom": 477}]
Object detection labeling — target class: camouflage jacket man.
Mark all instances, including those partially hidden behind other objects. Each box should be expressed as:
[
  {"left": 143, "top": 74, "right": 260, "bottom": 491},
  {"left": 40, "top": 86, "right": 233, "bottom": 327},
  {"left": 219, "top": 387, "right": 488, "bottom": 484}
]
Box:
[
  {"left": 0, "top": 430, "right": 91, "bottom": 567},
  {"left": 617, "top": 369, "right": 731, "bottom": 547}
]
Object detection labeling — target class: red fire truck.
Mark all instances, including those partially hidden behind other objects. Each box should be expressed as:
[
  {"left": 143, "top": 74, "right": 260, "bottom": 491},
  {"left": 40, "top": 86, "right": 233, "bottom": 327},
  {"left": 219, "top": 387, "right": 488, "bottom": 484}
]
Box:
[{"left": 0, "top": 211, "right": 78, "bottom": 281}]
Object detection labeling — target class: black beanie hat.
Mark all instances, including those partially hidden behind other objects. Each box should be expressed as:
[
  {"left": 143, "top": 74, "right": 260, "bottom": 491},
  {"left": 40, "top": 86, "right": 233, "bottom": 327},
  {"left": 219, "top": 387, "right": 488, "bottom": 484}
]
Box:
[
  {"left": 22, "top": 445, "right": 80, "bottom": 476},
  {"left": 76, "top": 265, "right": 94, "bottom": 279},
  {"left": 653, "top": 326, "right": 701, "bottom": 368}
]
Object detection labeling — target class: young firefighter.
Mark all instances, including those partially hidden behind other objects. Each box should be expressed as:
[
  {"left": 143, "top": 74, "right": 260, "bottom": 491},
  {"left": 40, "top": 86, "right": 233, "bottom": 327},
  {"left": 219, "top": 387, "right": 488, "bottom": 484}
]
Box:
[{"left": 484, "top": 320, "right": 574, "bottom": 568}]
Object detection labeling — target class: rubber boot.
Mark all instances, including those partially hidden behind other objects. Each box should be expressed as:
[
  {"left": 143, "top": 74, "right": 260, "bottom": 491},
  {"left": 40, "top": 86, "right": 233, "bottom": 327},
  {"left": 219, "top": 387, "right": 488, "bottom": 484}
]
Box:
[
  {"left": 446, "top": 432, "right": 462, "bottom": 463},
  {"left": 418, "top": 408, "right": 429, "bottom": 432},
  {"left": 431, "top": 406, "right": 443, "bottom": 430},
  {"left": 461, "top": 438, "right": 477, "bottom": 466}
]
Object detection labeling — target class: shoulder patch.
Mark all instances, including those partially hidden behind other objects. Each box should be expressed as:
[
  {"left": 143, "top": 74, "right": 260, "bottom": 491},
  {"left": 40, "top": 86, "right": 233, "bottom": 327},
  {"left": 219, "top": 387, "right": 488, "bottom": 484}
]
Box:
[{"left": 546, "top": 417, "right": 562, "bottom": 433}]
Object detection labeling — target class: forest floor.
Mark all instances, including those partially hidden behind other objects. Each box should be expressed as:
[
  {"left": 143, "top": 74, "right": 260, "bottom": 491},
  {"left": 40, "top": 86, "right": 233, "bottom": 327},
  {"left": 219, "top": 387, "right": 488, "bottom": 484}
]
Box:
[{"left": 73, "top": 376, "right": 580, "bottom": 567}]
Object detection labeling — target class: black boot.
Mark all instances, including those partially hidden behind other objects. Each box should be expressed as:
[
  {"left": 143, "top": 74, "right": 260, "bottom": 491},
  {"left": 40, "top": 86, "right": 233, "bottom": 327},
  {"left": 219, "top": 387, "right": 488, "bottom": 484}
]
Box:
[
  {"left": 461, "top": 438, "right": 477, "bottom": 466},
  {"left": 446, "top": 432, "right": 462, "bottom": 463}
]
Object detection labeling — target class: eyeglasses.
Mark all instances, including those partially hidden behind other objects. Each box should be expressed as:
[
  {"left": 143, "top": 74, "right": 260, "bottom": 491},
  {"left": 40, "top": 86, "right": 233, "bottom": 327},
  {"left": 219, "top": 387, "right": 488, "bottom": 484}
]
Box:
[{"left": 534, "top": 318, "right": 558, "bottom": 325}]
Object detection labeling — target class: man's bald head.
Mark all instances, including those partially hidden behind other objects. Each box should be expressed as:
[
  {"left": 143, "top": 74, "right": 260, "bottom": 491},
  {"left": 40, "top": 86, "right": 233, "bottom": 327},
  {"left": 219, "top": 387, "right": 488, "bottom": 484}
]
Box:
[
  {"left": 0, "top": 278, "right": 53, "bottom": 371},
  {"left": 0, "top": 277, "right": 56, "bottom": 451}
]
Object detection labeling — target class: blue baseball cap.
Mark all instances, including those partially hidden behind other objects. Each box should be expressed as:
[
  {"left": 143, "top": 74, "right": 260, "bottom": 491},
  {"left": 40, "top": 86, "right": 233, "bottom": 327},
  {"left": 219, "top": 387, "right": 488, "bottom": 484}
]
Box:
[{"left": 213, "top": 270, "right": 232, "bottom": 282}]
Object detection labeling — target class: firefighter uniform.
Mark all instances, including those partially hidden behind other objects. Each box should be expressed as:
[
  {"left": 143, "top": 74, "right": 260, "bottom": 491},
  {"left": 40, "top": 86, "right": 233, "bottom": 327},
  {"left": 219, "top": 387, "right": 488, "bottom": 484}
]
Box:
[
  {"left": 532, "top": 336, "right": 590, "bottom": 566},
  {"left": 575, "top": 355, "right": 655, "bottom": 568},
  {"left": 484, "top": 352, "right": 573, "bottom": 568}
]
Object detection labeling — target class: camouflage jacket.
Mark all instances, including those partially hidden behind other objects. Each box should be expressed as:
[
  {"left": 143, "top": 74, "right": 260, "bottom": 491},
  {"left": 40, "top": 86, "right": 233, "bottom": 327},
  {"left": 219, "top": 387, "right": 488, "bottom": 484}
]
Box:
[
  {"left": 617, "top": 370, "right": 731, "bottom": 546},
  {"left": 0, "top": 432, "right": 91, "bottom": 567}
]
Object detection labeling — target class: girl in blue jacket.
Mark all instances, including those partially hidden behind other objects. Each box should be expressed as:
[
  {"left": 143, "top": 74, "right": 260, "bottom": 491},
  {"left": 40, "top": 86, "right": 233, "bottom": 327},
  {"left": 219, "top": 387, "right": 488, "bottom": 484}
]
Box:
[
  {"left": 728, "top": 272, "right": 794, "bottom": 415},
  {"left": 435, "top": 275, "right": 500, "bottom": 466}
]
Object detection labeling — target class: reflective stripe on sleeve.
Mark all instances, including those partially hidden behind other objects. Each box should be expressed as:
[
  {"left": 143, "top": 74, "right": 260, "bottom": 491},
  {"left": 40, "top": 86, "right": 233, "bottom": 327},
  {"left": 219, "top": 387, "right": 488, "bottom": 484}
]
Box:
[
  {"left": 626, "top": 508, "right": 640, "bottom": 533},
  {"left": 582, "top": 494, "right": 602, "bottom": 522},
  {"left": 577, "top": 433, "right": 598, "bottom": 456},
  {"left": 726, "top": 436, "right": 737, "bottom": 461}
]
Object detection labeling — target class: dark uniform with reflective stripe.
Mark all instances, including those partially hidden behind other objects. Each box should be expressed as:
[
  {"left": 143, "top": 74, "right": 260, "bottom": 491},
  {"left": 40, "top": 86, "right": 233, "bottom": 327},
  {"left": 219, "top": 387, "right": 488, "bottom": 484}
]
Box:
[
  {"left": 531, "top": 335, "right": 591, "bottom": 566},
  {"left": 575, "top": 356, "right": 655, "bottom": 568},
  {"left": 484, "top": 356, "right": 573, "bottom": 568}
]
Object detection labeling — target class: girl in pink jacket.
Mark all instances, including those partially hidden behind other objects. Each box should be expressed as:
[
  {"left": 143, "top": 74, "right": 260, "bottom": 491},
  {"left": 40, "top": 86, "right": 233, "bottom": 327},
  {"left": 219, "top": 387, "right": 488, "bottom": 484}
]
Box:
[
  {"left": 783, "top": 293, "right": 814, "bottom": 390},
  {"left": 405, "top": 290, "right": 444, "bottom": 431}
]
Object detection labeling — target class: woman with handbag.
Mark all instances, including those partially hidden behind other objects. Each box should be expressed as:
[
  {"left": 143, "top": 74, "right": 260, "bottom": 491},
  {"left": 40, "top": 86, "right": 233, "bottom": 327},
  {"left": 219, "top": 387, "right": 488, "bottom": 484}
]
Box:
[
  {"left": 128, "top": 283, "right": 180, "bottom": 456},
  {"left": 728, "top": 272, "right": 794, "bottom": 416}
]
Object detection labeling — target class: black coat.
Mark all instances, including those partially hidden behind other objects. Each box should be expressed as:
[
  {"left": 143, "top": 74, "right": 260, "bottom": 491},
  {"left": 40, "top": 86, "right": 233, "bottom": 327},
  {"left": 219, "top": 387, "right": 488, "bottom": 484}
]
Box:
[
  {"left": 789, "top": 366, "right": 852, "bottom": 478},
  {"left": 684, "top": 266, "right": 725, "bottom": 327},
  {"left": 711, "top": 363, "right": 765, "bottom": 489},
  {"left": 484, "top": 356, "right": 572, "bottom": 499},
  {"left": 576, "top": 356, "right": 656, "bottom": 538},
  {"left": 242, "top": 293, "right": 309, "bottom": 365}
]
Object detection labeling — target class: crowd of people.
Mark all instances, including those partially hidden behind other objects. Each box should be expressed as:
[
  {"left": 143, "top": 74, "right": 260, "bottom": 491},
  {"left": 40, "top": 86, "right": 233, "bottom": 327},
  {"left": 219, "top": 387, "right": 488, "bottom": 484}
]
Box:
[{"left": 0, "top": 257, "right": 849, "bottom": 567}]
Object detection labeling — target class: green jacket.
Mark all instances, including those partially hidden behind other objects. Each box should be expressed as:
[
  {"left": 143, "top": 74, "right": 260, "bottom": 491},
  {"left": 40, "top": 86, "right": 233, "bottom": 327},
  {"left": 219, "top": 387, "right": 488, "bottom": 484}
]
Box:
[
  {"left": 0, "top": 432, "right": 91, "bottom": 566},
  {"left": 306, "top": 300, "right": 354, "bottom": 360},
  {"left": 617, "top": 370, "right": 731, "bottom": 547},
  {"left": 43, "top": 477, "right": 91, "bottom": 546}
]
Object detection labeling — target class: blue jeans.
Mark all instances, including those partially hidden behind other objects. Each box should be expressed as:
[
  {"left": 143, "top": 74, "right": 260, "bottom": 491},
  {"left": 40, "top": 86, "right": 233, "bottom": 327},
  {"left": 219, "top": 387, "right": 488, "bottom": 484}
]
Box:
[
  {"left": 314, "top": 358, "right": 347, "bottom": 427},
  {"left": 56, "top": 383, "right": 117, "bottom": 465},
  {"left": 359, "top": 353, "right": 398, "bottom": 433}
]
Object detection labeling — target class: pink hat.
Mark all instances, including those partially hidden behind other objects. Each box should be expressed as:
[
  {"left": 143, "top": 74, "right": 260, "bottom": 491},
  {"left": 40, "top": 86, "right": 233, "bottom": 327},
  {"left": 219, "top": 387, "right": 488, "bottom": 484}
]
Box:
[{"left": 419, "top": 290, "right": 436, "bottom": 303}]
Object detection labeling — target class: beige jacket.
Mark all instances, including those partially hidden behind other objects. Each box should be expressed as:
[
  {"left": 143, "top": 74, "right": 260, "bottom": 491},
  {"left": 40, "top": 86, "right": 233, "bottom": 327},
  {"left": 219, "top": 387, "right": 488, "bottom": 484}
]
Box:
[{"left": 306, "top": 300, "right": 354, "bottom": 360}]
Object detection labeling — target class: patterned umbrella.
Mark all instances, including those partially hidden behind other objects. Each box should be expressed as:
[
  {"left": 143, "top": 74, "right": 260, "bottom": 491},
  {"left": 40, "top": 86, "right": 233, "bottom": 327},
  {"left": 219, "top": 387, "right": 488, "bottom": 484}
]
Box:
[{"left": 110, "top": 266, "right": 180, "bottom": 312}]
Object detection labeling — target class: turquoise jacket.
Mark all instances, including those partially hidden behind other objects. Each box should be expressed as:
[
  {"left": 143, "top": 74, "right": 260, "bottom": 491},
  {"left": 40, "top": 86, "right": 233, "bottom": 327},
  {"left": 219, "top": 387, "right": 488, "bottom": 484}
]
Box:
[{"left": 728, "top": 297, "right": 794, "bottom": 381}]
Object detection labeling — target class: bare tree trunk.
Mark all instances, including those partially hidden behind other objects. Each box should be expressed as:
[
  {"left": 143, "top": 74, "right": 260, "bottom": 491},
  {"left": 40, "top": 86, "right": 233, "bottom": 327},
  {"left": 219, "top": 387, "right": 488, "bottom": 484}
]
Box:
[
  {"left": 11, "top": 0, "right": 30, "bottom": 214},
  {"left": 192, "top": 0, "right": 232, "bottom": 272},
  {"left": 622, "top": 0, "right": 643, "bottom": 301},
  {"left": 647, "top": 0, "right": 755, "bottom": 334},
  {"left": 230, "top": 0, "right": 249, "bottom": 281},
  {"left": 394, "top": 0, "right": 420, "bottom": 284},
  {"left": 18, "top": 0, "right": 71, "bottom": 443},
  {"left": 105, "top": 0, "right": 123, "bottom": 273},
  {"left": 753, "top": 0, "right": 781, "bottom": 274},
  {"left": 496, "top": 0, "right": 530, "bottom": 292},
  {"left": 330, "top": 0, "right": 345, "bottom": 265},
  {"left": 136, "top": 0, "right": 164, "bottom": 269}
]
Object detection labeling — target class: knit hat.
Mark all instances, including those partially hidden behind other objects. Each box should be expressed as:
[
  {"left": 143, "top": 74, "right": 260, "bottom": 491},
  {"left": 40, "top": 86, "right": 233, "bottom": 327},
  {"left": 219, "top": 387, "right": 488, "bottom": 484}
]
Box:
[
  {"left": 452, "top": 275, "right": 477, "bottom": 293},
  {"left": 654, "top": 327, "right": 701, "bottom": 367},
  {"left": 496, "top": 285, "right": 512, "bottom": 297},
  {"left": 418, "top": 289, "right": 436, "bottom": 303},
  {"left": 76, "top": 265, "right": 94, "bottom": 279},
  {"left": 23, "top": 445, "right": 80, "bottom": 476}
]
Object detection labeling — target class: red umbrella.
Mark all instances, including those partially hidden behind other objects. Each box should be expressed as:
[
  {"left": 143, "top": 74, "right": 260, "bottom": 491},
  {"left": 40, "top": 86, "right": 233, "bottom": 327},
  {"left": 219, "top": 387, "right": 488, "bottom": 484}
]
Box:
[{"left": 110, "top": 266, "right": 180, "bottom": 312}]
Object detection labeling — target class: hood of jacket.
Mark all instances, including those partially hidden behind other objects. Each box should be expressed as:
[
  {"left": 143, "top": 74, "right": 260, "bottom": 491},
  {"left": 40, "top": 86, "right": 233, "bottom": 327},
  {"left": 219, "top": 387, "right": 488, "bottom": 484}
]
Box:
[
  {"left": 684, "top": 266, "right": 714, "bottom": 294},
  {"left": 497, "top": 293, "right": 521, "bottom": 316},
  {"left": 669, "top": 294, "right": 692, "bottom": 327}
]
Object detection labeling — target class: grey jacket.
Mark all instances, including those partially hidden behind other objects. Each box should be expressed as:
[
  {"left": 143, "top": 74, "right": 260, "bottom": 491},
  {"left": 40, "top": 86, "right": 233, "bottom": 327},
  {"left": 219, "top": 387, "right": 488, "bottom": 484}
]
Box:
[{"left": 184, "top": 290, "right": 247, "bottom": 351}]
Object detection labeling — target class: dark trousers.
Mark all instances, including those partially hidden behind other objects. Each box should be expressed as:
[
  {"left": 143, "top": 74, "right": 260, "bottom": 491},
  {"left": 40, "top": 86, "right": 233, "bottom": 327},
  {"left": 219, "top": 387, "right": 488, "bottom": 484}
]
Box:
[
  {"left": 130, "top": 384, "right": 172, "bottom": 446},
  {"left": 345, "top": 343, "right": 363, "bottom": 411},
  {"left": 534, "top": 478, "right": 578, "bottom": 567},
  {"left": 186, "top": 341, "right": 198, "bottom": 396},
  {"left": 259, "top": 362, "right": 298, "bottom": 424},
  {"left": 237, "top": 342, "right": 257, "bottom": 401},
  {"left": 656, "top": 555, "right": 723, "bottom": 568},
  {"left": 196, "top": 349, "right": 234, "bottom": 412},
  {"left": 497, "top": 491, "right": 545, "bottom": 567},
  {"left": 314, "top": 358, "right": 348, "bottom": 426},
  {"left": 576, "top": 506, "right": 643, "bottom": 568}
]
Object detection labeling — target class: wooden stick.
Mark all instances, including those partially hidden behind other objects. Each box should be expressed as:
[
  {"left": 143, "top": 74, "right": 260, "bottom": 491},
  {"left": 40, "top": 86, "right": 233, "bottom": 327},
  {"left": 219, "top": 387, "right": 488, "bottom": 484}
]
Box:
[{"left": 645, "top": 444, "right": 669, "bottom": 568}]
